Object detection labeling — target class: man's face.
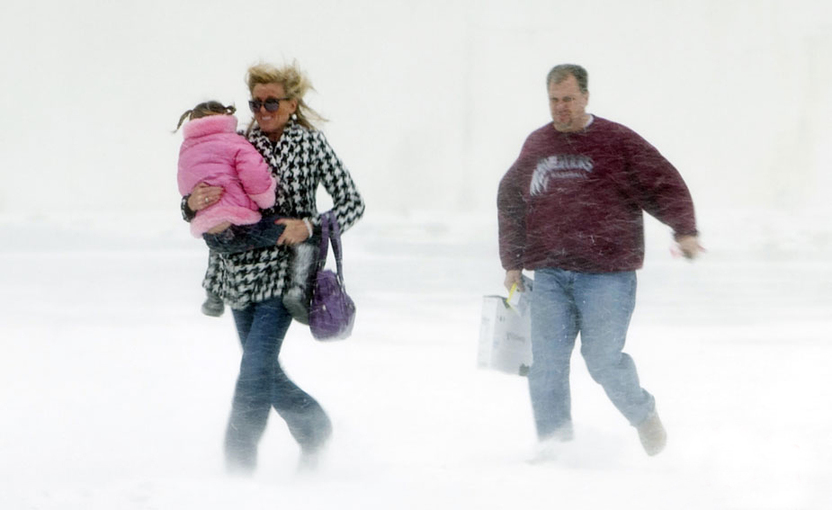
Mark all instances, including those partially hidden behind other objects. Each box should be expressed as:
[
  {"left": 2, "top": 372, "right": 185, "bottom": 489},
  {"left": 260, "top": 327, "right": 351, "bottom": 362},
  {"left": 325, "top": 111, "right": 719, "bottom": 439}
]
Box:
[{"left": 548, "top": 75, "right": 589, "bottom": 132}]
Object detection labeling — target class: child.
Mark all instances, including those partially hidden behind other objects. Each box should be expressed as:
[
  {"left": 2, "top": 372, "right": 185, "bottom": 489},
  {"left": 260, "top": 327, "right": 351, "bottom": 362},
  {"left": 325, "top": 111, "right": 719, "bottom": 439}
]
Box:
[{"left": 176, "top": 101, "right": 316, "bottom": 322}]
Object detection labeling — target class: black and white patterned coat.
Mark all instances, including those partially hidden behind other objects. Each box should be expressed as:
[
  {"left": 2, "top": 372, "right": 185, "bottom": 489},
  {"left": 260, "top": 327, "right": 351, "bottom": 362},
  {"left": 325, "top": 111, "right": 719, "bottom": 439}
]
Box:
[{"left": 195, "top": 120, "right": 365, "bottom": 309}]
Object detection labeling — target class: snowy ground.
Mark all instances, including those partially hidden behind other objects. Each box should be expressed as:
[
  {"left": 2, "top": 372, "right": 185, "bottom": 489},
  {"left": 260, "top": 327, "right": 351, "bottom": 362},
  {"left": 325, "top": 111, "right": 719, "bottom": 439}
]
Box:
[{"left": 1, "top": 209, "right": 830, "bottom": 509}]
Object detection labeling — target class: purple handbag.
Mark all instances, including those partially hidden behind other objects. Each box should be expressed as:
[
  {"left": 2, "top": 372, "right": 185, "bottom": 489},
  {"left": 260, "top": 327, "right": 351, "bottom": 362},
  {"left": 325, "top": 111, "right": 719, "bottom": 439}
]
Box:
[{"left": 309, "top": 212, "right": 356, "bottom": 341}]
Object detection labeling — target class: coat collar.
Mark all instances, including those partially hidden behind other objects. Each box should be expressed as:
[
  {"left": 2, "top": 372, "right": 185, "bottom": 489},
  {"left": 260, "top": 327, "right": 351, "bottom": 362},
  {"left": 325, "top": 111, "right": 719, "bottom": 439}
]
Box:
[
  {"left": 248, "top": 120, "right": 305, "bottom": 147},
  {"left": 182, "top": 115, "right": 238, "bottom": 139}
]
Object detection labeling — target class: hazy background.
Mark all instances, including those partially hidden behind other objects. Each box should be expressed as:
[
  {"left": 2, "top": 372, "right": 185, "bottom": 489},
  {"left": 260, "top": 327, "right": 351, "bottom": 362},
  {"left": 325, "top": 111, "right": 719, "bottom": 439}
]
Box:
[
  {"left": 1, "top": 0, "right": 830, "bottom": 220},
  {"left": 2, "top": 2, "right": 832, "bottom": 508}
]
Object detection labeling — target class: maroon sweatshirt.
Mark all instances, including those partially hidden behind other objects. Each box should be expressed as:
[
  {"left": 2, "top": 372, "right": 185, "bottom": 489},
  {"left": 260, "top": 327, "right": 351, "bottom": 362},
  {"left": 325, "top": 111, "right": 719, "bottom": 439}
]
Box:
[{"left": 498, "top": 116, "right": 697, "bottom": 273}]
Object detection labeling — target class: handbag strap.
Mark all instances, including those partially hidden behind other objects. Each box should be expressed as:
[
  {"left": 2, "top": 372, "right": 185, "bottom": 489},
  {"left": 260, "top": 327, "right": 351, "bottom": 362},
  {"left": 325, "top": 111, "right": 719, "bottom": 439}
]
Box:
[
  {"left": 318, "top": 213, "right": 330, "bottom": 261},
  {"left": 316, "top": 211, "right": 346, "bottom": 284}
]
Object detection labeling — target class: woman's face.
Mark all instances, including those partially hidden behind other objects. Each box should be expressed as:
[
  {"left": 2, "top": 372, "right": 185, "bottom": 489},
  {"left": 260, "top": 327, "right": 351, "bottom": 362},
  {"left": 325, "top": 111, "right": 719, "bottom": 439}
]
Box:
[{"left": 251, "top": 83, "right": 297, "bottom": 138}]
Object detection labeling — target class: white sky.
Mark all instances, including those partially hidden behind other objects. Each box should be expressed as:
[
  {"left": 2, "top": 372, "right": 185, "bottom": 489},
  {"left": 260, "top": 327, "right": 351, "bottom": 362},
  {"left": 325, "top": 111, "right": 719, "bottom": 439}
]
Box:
[
  {"left": 1, "top": 0, "right": 830, "bottom": 216},
  {"left": 2, "top": 2, "right": 831, "bottom": 506}
]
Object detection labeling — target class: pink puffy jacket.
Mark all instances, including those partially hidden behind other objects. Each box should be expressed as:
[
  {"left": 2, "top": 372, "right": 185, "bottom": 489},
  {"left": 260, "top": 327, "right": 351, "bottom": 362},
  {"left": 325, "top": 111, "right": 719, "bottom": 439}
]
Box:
[{"left": 178, "top": 115, "right": 276, "bottom": 237}]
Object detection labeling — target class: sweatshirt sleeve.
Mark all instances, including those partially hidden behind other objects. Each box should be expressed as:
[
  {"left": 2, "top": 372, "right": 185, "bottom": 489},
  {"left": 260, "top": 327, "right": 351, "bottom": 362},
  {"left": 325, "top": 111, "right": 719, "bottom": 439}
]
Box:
[
  {"left": 497, "top": 157, "right": 528, "bottom": 271},
  {"left": 235, "top": 138, "right": 277, "bottom": 210},
  {"left": 623, "top": 131, "right": 697, "bottom": 239}
]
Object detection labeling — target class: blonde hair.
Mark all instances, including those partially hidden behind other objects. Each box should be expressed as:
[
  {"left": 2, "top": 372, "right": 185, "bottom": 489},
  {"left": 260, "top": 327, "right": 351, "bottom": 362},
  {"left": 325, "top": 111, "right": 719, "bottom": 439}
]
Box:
[
  {"left": 175, "top": 101, "right": 236, "bottom": 131},
  {"left": 245, "top": 61, "right": 327, "bottom": 134}
]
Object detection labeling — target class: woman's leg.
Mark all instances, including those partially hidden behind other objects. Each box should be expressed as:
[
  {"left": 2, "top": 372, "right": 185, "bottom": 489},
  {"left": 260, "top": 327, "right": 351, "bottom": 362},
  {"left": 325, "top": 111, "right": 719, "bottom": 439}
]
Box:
[
  {"left": 272, "top": 369, "right": 332, "bottom": 457},
  {"left": 269, "top": 292, "right": 331, "bottom": 453},
  {"left": 224, "top": 297, "right": 291, "bottom": 472},
  {"left": 224, "top": 297, "right": 331, "bottom": 473}
]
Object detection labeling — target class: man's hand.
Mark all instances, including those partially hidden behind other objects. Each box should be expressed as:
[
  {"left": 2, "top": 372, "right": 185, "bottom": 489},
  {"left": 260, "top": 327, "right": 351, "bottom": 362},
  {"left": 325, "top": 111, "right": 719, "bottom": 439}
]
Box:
[
  {"left": 504, "top": 269, "right": 524, "bottom": 292},
  {"left": 676, "top": 235, "right": 704, "bottom": 260}
]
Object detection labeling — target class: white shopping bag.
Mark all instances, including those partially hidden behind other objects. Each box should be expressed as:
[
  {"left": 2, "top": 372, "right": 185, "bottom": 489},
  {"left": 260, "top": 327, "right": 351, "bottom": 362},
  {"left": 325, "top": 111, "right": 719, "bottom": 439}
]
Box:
[{"left": 477, "top": 280, "right": 533, "bottom": 376}]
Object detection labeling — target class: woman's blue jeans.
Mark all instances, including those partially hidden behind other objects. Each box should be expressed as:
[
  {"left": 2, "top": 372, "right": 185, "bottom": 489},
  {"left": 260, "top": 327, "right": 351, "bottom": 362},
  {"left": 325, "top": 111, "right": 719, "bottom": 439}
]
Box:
[
  {"left": 224, "top": 297, "right": 331, "bottom": 471},
  {"left": 528, "top": 268, "right": 655, "bottom": 439}
]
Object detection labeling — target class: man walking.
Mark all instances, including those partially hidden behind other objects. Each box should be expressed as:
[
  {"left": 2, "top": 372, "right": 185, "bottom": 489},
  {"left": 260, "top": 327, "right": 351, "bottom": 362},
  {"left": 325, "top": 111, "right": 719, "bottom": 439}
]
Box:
[{"left": 497, "top": 64, "right": 701, "bottom": 457}]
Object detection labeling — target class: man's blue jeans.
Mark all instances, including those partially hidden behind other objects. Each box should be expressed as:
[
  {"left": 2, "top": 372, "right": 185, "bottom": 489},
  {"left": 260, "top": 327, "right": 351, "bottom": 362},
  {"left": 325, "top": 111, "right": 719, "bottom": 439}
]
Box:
[
  {"left": 224, "top": 297, "right": 331, "bottom": 471},
  {"left": 529, "top": 268, "right": 655, "bottom": 439}
]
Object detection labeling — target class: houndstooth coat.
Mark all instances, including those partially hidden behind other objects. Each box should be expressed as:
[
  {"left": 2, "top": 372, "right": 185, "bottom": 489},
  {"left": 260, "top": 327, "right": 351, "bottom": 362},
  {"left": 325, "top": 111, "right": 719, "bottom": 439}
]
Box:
[{"left": 187, "top": 120, "right": 365, "bottom": 310}]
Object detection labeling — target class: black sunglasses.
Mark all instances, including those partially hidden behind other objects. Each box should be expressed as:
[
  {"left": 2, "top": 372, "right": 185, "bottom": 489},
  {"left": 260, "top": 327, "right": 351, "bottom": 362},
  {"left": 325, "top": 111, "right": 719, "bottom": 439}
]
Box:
[{"left": 248, "top": 97, "right": 289, "bottom": 113}]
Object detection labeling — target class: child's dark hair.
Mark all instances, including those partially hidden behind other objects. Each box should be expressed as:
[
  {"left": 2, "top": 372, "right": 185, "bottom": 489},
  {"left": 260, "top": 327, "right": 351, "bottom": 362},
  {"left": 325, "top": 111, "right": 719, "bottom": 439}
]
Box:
[{"left": 175, "top": 101, "right": 236, "bottom": 131}]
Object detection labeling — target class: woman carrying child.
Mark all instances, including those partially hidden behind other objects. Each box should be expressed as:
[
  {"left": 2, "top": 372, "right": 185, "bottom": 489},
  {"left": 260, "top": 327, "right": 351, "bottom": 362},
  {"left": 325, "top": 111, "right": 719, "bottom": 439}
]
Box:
[{"left": 180, "top": 62, "right": 365, "bottom": 474}]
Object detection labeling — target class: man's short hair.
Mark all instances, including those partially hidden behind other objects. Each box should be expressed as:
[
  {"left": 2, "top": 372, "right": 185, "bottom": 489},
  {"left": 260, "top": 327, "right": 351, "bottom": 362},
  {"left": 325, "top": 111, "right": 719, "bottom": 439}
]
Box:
[{"left": 546, "top": 64, "right": 588, "bottom": 93}]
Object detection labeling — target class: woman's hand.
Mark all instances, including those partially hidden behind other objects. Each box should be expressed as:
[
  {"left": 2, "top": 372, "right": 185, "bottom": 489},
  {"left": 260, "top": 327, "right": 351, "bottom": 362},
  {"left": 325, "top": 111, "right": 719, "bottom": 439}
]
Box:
[
  {"left": 275, "top": 218, "right": 311, "bottom": 246},
  {"left": 187, "top": 183, "right": 224, "bottom": 212}
]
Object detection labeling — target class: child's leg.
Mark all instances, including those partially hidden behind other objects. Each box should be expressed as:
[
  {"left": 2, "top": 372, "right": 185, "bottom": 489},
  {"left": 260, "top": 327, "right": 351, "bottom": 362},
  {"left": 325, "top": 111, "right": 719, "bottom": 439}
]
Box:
[
  {"left": 202, "top": 289, "right": 225, "bottom": 317},
  {"left": 203, "top": 215, "right": 286, "bottom": 254},
  {"left": 201, "top": 251, "right": 225, "bottom": 317}
]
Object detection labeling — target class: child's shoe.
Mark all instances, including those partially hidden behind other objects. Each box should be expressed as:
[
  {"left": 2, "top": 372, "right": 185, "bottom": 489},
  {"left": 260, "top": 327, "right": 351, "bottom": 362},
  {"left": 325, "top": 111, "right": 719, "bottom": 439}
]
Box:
[{"left": 201, "top": 291, "right": 225, "bottom": 317}]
